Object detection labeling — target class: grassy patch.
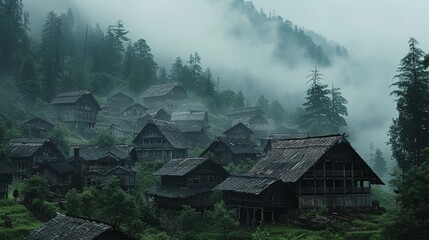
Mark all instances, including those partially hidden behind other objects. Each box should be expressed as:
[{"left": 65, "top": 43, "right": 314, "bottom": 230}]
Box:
[{"left": 0, "top": 199, "right": 42, "bottom": 240}]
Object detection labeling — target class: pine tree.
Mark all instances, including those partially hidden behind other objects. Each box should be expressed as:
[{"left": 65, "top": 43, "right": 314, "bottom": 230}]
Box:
[
  {"left": 203, "top": 68, "right": 215, "bottom": 97},
  {"left": 169, "top": 57, "right": 185, "bottom": 82},
  {"left": 269, "top": 100, "right": 287, "bottom": 126},
  {"left": 19, "top": 55, "right": 40, "bottom": 102},
  {"left": 329, "top": 85, "right": 348, "bottom": 131},
  {"left": 257, "top": 95, "right": 269, "bottom": 111},
  {"left": 372, "top": 148, "right": 387, "bottom": 178},
  {"left": 299, "top": 67, "right": 333, "bottom": 135},
  {"left": 388, "top": 38, "right": 429, "bottom": 171},
  {"left": 40, "top": 11, "right": 62, "bottom": 102},
  {"left": 125, "top": 38, "right": 157, "bottom": 94},
  {"left": 0, "top": 0, "right": 30, "bottom": 74}
]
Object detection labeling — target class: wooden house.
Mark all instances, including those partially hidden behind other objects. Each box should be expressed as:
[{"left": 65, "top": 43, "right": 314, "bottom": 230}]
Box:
[
  {"left": 141, "top": 82, "right": 188, "bottom": 110},
  {"left": 6, "top": 138, "right": 65, "bottom": 182},
  {"left": 122, "top": 103, "right": 148, "bottom": 120},
  {"left": 227, "top": 106, "right": 265, "bottom": 121},
  {"left": 70, "top": 145, "right": 138, "bottom": 189},
  {"left": 106, "top": 91, "right": 134, "bottom": 116},
  {"left": 24, "top": 214, "right": 137, "bottom": 240},
  {"left": 24, "top": 117, "right": 54, "bottom": 138},
  {"left": 214, "top": 135, "right": 384, "bottom": 224},
  {"left": 223, "top": 122, "right": 254, "bottom": 140},
  {"left": 136, "top": 109, "right": 172, "bottom": 130},
  {"left": 200, "top": 137, "right": 260, "bottom": 165},
  {"left": 179, "top": 125, "right": 205, "bottom": 146},
  {"left": 171, "top": 111, "right": 209, "bottom": 145},
  {"left": 50, "top": 90, "right": 101, "bottom": 138},
  {"left": 109, "top": 123, "right": 135, "bottom": 140},
  {"left": 0, "top": 163, "right": 13, "bottom": 199},
  {"left": 34, "top": 162, "right": 74, "bottom": 194},
  {"left": 133, "top": 119, "right": 189, "bottom": 161},
  {"left": 146, "top": 158, "right": 228, "bottom": 211}
]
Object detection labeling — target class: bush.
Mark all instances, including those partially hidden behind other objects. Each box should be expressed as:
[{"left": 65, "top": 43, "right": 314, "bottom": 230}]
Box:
[{"left": 29, "top": 198, "right": 58, "bottom": 221}]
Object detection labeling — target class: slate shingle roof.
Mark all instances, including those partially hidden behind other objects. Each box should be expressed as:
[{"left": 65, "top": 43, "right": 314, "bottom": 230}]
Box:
[
  {"left": 171, "top": 111, "right": 207, "bottom": 122},
  {"left": 133, "top": 119, "right": 189, "bottom": 149},
  {"left": 69, "top": 145, "right": 136, "bottom": 161},
  {"left": 24, "top": 117, "right": 54, "bottom": 129},
  {"left": 223, "top": 122, "right": 254, "bottom": 134},
  {"left": 146, "top": 185, "right": 211, "bottom": 199},
  {"left": 142, "top": 82, "right": 182, "bottom": 98},
  {"left": 50, "top": 90, "right": 101, "bottom": 110},
  {"left": 107, "top": 91, "right": 133, "bottom": 102},
  {"left": 154, "top": 158, "right": 207, "bottom": 176},
  {"left": 50, "top": 91, "right": 88, "bottom": 104},
  {"left": 206, "top": 137, "right": 260, "bottom": 155},
  {"left": 248, "top": 134, "right": 384, "bottom": 185},
  {"left": 24, "top": 214, "right": 135, "bottom": 240},
  {"left": 179, "top": 125, "right": 204, "bottom": 133},
  {"left": 6, "top": 138, "right": 50, "bottom": 158},
  {"left": 123, "top": 103, "right": 148, "bottom": 113},
  {"left": 214, "top": 175, "right": 277, "bottom": 195}
]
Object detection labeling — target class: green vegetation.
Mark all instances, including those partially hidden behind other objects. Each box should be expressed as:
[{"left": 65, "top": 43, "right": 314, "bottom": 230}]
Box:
[{"left": 0, "top": 200, "right": 42, "bottom": 240}]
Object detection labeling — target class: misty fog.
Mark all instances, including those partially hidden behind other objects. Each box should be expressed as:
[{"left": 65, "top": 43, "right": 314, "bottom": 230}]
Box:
[{"left": 21, "top": 0, "right": 429, "bottom": 171}]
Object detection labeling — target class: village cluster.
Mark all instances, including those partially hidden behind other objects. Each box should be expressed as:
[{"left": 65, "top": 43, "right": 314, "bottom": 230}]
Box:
[{"left": 0, "top": 82, "right": 383, "bottom": 227}]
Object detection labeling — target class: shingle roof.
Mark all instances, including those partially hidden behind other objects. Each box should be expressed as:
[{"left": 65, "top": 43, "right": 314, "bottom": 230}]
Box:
[
  {"left": 214, "top": 175, "right": 278, "bottom": 195},
  {"left": 223, "top": 122, "right": 254, "bottom": 134},
  {"left": 24, "top": 117, "right": 54, "bottom": 128},
  {"left": 171, "top": 111, "right": 207, "bottom": 122},
  {"left": 248, "top": 135, "right": 345, "bottom": 182},
  {"left": 133, "top": 119, "right": 189, "bottom": 149},
  {"left": 209, "top": 137, "right": 260, "bottom": 155},
  {"left": 142, "top": 82, "right": 182, "bottom": 98},
  {"left": 50, "top": 90, "right": 101, "bottom": 110},
  {"left": 69, "top": 145, "right": 136, "bottom": 161},
  {"left": 24, "top": 214, "right": 133, "bottom": 240},
  {"left": 50, "top": 90, "right": 88, "bottom": 104},
  {"left": 107, "top": 91, "right": 133, "bottom": 102},
  {"left": 154, "top": 158, "right": 208, "bottom": 176},
  {"left": 6, "top": 138, "right": 50, "bottom": 158},
  {"left": 146, "top": 185, "right": 211, "bottom": 199},
  {"left": 123, "top": 103, "right": 148, "bottom": 113},
  {"left": 179, "top": 125, "right": 204, "bottom": 133}
]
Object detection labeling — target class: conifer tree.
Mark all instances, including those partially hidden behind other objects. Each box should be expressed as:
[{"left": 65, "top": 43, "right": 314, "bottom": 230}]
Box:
[
  {"left": 0, "top": 0, "right": 30, "bottom": 74},
  {"left": 19, "top": 55, "right": 40, "bottom": 102},
  {"left": 329, "top": 85, "right": 348, "bottom": 131},
  {"left": 40, "top": 11, "right": 62, "bottom": 102},
  {"left": 388, "top": 37, "right": 429, "bottom": 171},
  {"left": 299, "top": 67, "right": 332, "bottom": 135},
  {"left": 372, "top": 148, "right": 387, "bottom": 178}
]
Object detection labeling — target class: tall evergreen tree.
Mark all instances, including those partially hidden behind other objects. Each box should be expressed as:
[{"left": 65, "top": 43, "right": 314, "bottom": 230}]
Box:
[
  {"left": 388, "top": 38, "right": 429, "bottom": 171},
  {"left": 299, "top": 67, "right": 332, "bottom": 135},
  {"left": 269, "top": 100, "right": 287, "bottom": 126},
  {"left": 124, "top": 38, "right": 157, "bottom": 94},
  {"left": 0, "top": 0, "right": 30, "bottom": 74},
  {"left": 202, "top": 68, "right": 215, "bottom": 97},
  {"left": 40, "top": 11, "right": 62, "bottom": 102},
  {"left": 372, "top": 148, "right": 387, "bottom": 178},
  {"left": 169, "top": 57, "right": 185, "bottom": 83},
  {"left": 257, "top": 95, "right": 269, "bottom": 111},
  {"left": 329, "top": 85, "right": 348, "bottom": 131},
  {"left": 19, "top": 55, "right": 40, "bottom": 102}
]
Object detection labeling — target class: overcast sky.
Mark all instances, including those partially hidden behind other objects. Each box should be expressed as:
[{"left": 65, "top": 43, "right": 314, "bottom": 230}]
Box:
[{"left": 22, "top": 0, "right": 429, "bottom": 166}]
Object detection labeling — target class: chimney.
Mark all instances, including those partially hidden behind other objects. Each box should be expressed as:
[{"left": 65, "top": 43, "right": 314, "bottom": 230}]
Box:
[{"left": 73, "top": 147, "right": 80, "bottom": 161}]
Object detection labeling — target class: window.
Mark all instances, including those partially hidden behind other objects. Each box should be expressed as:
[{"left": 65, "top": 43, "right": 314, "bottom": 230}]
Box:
[
  {"left": 209, "top": 176, "right": 214, "bottom": 182},
  {"left": 326, "top": 180, "right": 333, "bottom": 187}
]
